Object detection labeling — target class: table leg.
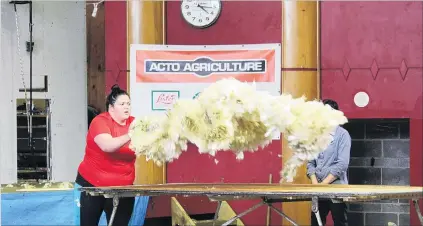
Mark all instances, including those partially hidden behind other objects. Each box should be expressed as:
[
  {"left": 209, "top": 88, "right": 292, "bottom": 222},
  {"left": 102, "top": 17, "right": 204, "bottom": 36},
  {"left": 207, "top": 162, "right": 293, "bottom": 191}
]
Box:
[
  {"left": 108, "top": 196, "right": 120, "bottom": 226},
  {"left": 267, "top": 204, "right": 299, "bottom": 226},
  {"left": 311, "top": 196, "right": 323, "bottom": 226},
  {"left": 221, "top": 201, "right": 265, "bottom": 226},
  {"left": 412, "top": 199, "right": 423, "bottom": 225},
  {"left": 213, "top": 201, "right": 222, "bottom": 226}
]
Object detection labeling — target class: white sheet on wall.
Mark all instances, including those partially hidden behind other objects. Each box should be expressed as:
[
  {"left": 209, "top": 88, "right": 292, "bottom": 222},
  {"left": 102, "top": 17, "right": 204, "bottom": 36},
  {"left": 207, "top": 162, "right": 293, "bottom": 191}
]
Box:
[{"left": 129, "top": 43, "right": 282, "bottom": 140}]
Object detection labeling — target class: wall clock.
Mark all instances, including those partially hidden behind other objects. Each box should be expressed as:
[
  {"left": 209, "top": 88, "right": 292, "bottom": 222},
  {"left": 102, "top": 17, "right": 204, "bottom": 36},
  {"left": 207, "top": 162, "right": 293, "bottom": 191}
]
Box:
[{"left": 181, "top": 0, "right": 222, "bottom": 29}]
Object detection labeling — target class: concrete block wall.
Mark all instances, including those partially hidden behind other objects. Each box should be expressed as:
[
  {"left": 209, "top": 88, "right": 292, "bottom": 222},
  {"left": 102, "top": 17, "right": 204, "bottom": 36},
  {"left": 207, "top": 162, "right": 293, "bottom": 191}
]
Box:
[{"left": 344, "top": 119, "right": 410, "bottom": 226}]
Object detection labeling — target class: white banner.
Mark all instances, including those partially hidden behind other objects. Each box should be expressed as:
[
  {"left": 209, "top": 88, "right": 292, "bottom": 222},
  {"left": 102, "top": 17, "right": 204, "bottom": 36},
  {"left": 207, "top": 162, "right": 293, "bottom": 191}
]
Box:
[{"left": 129, "top": 44, "right": 282, "bottom": 139}]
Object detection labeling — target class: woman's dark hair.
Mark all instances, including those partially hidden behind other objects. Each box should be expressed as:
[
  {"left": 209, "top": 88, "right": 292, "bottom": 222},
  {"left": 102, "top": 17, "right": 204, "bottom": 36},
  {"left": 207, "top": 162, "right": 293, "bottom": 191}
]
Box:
[
  {"left": 106, "top": 84, "right": 129, "bottom": 111},
  {"left": 322, "top": 99, "right": 339, "bottom": 110}
]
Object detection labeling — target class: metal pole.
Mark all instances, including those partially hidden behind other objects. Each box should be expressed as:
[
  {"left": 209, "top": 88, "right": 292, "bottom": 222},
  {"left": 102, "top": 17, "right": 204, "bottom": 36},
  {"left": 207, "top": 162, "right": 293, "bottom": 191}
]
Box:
[{"left": 28, "top": 0, "right": 35, "bottom": 169}]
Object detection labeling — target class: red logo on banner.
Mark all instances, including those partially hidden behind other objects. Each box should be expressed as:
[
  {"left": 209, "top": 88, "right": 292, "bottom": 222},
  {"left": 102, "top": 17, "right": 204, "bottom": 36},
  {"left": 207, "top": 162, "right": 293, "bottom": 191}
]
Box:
[{"left": 156, "top": 93, "right": 178, "bottom": 105}]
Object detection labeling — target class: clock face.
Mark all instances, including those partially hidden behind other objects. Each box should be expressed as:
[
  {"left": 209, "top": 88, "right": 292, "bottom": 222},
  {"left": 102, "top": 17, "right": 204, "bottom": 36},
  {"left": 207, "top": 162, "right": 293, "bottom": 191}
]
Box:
[{"left": 181, "top": 0, "right": 222, "bottom": 28}]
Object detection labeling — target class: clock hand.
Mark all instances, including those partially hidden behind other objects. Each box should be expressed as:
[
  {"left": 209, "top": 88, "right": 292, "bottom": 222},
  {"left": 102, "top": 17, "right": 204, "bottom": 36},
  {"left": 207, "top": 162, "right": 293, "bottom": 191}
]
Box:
[{"left": 196, "top": 4, "right": 209, "bottom": 14}]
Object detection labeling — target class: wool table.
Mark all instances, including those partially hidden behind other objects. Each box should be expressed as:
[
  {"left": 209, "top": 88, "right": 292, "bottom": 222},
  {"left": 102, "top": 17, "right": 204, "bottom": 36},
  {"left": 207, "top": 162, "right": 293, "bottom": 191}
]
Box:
[{"left": 79, "top": 183, "right": 423, "bottom": 226}]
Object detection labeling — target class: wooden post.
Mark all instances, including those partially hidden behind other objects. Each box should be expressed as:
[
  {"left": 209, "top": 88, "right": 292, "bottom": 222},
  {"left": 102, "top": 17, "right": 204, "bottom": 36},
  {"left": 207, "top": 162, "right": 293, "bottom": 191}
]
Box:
[
  {"left": 281, "top": 1, "right": 319, "bottom": 225},
  {"left": 86, "top": 4, "right": 105, "bottom": 112},
  {"left": 127, "top": 0, "right": 166, "bottom": 185}
]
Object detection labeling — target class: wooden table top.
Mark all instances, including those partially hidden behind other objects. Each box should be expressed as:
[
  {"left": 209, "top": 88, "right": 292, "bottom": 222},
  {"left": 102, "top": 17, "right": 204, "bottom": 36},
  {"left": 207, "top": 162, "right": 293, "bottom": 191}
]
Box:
[{"left": 80, "top": 183, "right": 423, "bottom": 201}]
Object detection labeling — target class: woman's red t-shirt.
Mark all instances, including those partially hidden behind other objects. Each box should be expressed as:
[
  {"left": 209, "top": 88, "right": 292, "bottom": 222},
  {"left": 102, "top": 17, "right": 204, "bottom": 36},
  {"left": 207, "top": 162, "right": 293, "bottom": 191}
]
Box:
[{"left": 77, "top": 112, "right": 136, "bottom": 187}]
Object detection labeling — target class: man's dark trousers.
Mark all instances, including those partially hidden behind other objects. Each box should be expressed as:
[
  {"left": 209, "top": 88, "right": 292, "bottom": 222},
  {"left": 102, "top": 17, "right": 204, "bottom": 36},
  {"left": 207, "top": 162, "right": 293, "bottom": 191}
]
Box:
[{"left": 311, "top": 200, "right": 348, "bottom": 226}]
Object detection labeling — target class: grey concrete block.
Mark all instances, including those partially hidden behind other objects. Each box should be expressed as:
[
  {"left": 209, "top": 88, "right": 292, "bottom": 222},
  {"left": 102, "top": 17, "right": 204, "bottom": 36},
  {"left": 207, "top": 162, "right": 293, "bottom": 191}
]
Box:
[
  {"left": 348, "top": 203, "right": 381, "bottom": 212},
  {"left": 382, "top": 168, "right": 410, "bottom": 185},
  {"left": 383, "top": 140, "right": 410, "bottom": 158},
  {"left": 372, "top": 199, "right": 400, "bottom": 204},
  {"left": 349, "top": 167, "right": 381, "bottom": 185},
  {"left": 398, "top": 199, "right": 409, "bottom": 203},
  {"left": 399, "top": 213, "right": 410, "bottom": 226},
  {"left": 365, "top": 213, "right": 398, "bottom": 225},
  {"left": 349, "top": 157, "right": 409, "bottom": 168},
  {"left": 344, "top": 120, "right": 365, "bottom": 139},
  {"left": 349, "top": 157, "right": 372, "bottom": 167},
  {"left": 366, "top": 121, "right": 400, "bottom": 139},
  {"left": 351, "top": 140, "right": 382, "bottom": 158},
  {"left": 348, "top": 212, "right": 365, "bottom": 226},
  {"left": 381, "top": 203, "right": 410, "bottom": 213},
  {"left": 375, "top": 158, "right": 409, "bottom": 168},
  {"left": 399, "top": 121, "right": 410, "bottom": 139}
]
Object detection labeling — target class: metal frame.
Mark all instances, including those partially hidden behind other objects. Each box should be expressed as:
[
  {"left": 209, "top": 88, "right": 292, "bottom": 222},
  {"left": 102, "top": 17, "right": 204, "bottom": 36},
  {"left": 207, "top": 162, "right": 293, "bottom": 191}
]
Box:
[
  {"left": 216, "top": 198, "right": 302, "bottom": 226},
  {"left": 97, "top": 195, "right": 423, "bottom": 226},
  {"left": 79, "top": 184, "right": 423, "bottom": 226}
]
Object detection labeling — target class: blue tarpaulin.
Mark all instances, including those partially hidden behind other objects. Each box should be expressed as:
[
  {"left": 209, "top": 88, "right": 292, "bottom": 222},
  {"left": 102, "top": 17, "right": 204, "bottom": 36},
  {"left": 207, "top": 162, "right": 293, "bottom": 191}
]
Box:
[{"left": 1, "top": 187, "right": 149, "bottom": 226}]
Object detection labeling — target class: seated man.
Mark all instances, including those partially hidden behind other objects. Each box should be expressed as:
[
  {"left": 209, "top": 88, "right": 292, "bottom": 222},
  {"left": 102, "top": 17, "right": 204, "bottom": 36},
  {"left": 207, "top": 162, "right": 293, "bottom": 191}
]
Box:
[{"left": 306, "top": 99, "right": 351, "bottom": 226}]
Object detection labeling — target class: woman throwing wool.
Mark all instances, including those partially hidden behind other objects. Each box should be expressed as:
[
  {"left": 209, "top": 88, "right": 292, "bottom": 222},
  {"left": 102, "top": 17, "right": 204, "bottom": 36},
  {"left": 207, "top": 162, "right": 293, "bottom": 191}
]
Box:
[{"left": 75, "top": 85, "right": 136, "bottom": 226}]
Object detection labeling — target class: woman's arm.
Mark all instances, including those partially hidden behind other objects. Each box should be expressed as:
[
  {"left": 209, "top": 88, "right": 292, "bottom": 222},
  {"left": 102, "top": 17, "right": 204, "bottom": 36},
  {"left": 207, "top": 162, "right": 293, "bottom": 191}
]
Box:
[
  {"left": 94, "top": 133, "right": 130, "bottom": 153},
  {"left": 321, "top": 132, "right": 351, "bottom": 184},
  {"left": 306, "top": 160, "right": 319, "bottom": 184},
  {"left": 89, "top": 115, "right": 131, "bottom": 153}
]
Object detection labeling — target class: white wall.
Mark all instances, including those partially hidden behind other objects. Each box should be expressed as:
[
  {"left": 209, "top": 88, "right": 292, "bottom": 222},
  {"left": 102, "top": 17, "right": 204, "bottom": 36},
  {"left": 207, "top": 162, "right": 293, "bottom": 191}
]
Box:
[
  {"left": 0, "top": 0, "right": 18, "bottom": 185},
  {"left": 0, "top": 1, "right": 3, "bottom": 223},
  {"left": 0, "top": 1, "right": 87, "bottom": 183}
]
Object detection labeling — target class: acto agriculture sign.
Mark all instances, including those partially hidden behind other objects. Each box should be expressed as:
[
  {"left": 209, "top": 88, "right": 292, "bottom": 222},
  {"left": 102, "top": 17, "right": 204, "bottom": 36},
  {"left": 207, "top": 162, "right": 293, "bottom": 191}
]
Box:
[{"left": 134, "top": 47, "right": 277, "bottom": 83}]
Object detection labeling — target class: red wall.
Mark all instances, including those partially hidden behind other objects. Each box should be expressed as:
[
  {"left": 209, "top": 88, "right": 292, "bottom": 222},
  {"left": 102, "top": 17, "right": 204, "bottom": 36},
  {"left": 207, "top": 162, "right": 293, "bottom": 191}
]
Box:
[
  {"left": 321, "top": 2, "right": 423, "bottom": 225},
  {"left": 104, "top": 1, "right": 127, "bottom": 92},
  {"left": 166, "top": 1, "right": 281, "bottom": 45},
  {"left": 165, "top": 1, "right": 283, "bottom": 225},
  {"left": 321, "top": 2, "right": 422, "bottom": 119},
  {"left": 104, "top": 1, "right": 422, "bottom": 225},
  {"left": 104, "top": 1, "right": 284, "bottom": 225}
]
